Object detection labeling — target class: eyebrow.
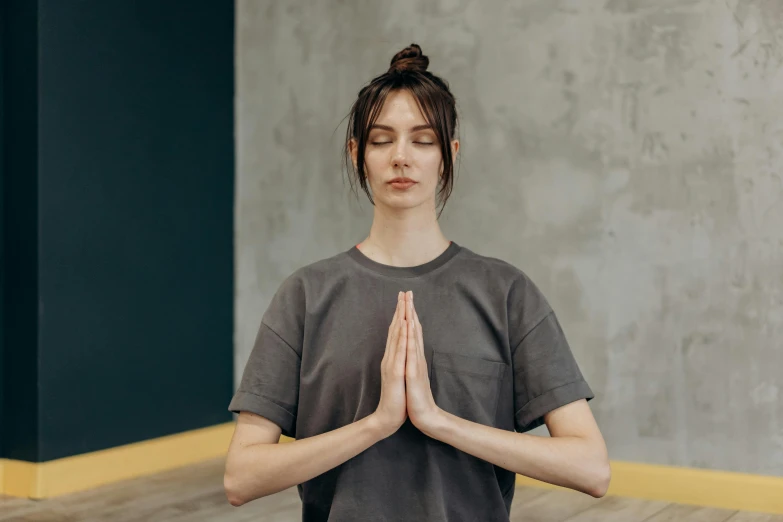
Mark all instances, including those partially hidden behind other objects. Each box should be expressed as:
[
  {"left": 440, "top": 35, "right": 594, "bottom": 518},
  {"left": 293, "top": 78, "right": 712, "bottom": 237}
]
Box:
[{"left": 369, "top": 124, "right": 433, "bottom": 132}]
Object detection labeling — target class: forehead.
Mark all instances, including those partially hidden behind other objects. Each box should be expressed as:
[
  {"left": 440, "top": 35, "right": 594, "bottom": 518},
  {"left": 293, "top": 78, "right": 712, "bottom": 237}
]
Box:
[{"left": 374, "top": 90, "right": 428, "bottom": 127}]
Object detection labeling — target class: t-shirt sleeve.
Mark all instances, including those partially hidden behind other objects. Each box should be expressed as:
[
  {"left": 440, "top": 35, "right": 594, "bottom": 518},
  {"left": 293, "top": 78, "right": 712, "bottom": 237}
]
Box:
[
  {"left": 228, "top": 271, "right": 305, "bottom": 438},
  {"left": 508, "top": 274, "right": 594, "bottom": 433}
]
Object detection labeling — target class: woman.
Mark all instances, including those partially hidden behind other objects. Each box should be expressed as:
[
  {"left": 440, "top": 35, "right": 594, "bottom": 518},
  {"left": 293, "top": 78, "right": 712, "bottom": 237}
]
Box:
[{"left": 224, "top": 43, "right": 610, "bottom": 521}]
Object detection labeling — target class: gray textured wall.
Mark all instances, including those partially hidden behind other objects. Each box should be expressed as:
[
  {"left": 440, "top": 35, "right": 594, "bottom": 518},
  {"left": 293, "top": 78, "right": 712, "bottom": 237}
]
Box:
[{"left": 235, "top": 1, "right": 783, "bottom": 476}]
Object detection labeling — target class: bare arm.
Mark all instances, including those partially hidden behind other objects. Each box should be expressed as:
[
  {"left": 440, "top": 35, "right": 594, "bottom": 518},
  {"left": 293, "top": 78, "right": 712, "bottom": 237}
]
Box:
[
  {"left": 225, "top": 292, "right": 411, "bottom": 506},
  {"left": 421, "top": 398, "right": 611, "bottom": 498},
  {"left": 224, "top": 411, "right": 391, "bottom": 506},
  {"left": 400, "top": 291, "right": 610, "bottom": 497}
]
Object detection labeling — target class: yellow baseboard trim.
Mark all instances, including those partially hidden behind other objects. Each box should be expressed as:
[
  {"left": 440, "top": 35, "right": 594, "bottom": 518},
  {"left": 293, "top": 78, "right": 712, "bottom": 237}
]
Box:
[
  {"left": 2, "top": 424, "right": 781, "bottom": 515},
  {"left": 1, "top": 422, "right": 235, "bottom": 499},
  {"left": 516, "top": 460, "right": 783, "bottom": 514}
]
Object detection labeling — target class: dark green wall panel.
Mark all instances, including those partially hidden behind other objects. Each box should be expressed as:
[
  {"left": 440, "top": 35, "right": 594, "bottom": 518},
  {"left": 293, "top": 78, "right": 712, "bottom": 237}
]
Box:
[
  {"left": 2, "top": 0, "right": 235, "bottom": 462},
  {"left": 2, "top": 0, "right": 40, "bottom": 463}
]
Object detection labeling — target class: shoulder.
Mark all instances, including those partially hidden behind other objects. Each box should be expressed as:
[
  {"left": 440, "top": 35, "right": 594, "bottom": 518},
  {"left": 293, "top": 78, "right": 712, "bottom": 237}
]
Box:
[
  {"left": 456, "top": 245, "right": 547, "bottom": 297},
  {"left": 260, "top": 254, "right": 343, "bottom": 342},
  {"left": 457, "top": 245, "right": 553, "bottom": 326},
  {"left": 269, "top": 249, "right": 351, "bottom": 302}
]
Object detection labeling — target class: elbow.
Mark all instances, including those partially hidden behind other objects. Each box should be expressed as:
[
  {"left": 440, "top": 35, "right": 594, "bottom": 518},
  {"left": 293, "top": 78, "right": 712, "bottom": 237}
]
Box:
[
  {"left": 587, "top": 461, "right": 611, "bottom": 498},
  {"left": 225, "top": 451, "right": 262, "bottom": 507},
  {"left": 225, "top": 466, "right": 274, "bottom": 506},
  {"left": 224, "top": 471, "right": 248, "bottom": 507}
]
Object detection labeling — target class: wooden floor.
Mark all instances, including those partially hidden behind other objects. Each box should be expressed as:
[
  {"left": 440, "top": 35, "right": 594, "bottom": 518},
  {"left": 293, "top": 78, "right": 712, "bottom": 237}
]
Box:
[{"left": 1, "top": 458, "right": 781, "bottom": 522}]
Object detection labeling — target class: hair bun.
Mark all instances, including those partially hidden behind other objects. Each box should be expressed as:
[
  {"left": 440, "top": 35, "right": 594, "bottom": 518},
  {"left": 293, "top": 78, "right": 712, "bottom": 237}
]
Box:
[{"left": 388, "top": 43, "right": 429, "bottom": 74}]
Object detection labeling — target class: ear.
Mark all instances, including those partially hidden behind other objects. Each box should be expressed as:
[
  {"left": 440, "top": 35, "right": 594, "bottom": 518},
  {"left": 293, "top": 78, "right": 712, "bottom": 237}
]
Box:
[
  {"left": 348, "top": 138, "right": 358, "bottom": 170},
  {"left": 440, "top": 139, "right": 459, "bottom": 178}
]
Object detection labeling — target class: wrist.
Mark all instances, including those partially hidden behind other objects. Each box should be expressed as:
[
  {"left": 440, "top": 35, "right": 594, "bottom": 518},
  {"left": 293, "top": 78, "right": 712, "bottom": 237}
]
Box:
[
  {"left": 366, "top": 413, "right": 396, "bottom": 441},
  {"left": 418, "top": 407, "right": 448, "bottom": 440}
]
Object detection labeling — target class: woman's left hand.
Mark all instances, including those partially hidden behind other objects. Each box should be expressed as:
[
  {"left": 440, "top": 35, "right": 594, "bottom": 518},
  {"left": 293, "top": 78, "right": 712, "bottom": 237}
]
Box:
[{"left": 403, "top": 291, "right": 442, "bottom": 434}]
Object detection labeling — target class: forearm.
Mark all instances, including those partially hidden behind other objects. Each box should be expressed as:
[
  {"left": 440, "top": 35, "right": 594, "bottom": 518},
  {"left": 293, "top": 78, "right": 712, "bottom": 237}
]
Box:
[
  {"left": 424, "top": 410, "right": 610, "bottom": 497},
  {"left": 225, "top": 414, "right": 388, "bottom": 505}
]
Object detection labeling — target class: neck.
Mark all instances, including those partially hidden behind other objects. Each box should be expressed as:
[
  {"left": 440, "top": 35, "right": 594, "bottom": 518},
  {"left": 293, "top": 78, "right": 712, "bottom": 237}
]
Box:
[{"left": 357, "top": 202, "right": 450, "bottom": 267}]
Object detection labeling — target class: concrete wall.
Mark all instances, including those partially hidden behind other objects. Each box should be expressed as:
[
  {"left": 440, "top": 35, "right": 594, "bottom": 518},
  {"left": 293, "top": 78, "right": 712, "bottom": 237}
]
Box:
[{"left": 235, "top": 0, "right": 783, "bottom": 476}]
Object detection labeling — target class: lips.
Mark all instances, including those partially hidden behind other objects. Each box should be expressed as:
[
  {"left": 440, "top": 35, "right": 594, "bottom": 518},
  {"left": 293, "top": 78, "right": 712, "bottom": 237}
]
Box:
[
  {"left": 388, "top": 177, "right": 416, "bottom": 184},
  {"left": 389, "top": 179, "right": 416, "bottom": 189}
]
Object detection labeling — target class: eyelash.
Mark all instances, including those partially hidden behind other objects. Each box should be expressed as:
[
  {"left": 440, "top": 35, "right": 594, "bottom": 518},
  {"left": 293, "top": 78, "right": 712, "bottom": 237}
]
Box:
[{"left": 370, "top": 142, "right": 434, "bottom": 146}]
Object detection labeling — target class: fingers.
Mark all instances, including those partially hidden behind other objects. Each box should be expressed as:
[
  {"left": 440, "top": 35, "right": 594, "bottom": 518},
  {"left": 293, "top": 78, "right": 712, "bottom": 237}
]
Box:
[
  {"left": 386, "top": 292, "right": 402, "bottom": 345},
  {"left": 386, "top": 291, "right": 421, "bottom": 379},
  {"left": 383, "top": 292, "right": 404, "bottom": 371},
  {"left": 406, "top": 298, "right": 416, "bottom": 377},
  {"left": 412, "top": 299, "right": 425, "bottom": 360},
  {"left": 395, "top": 294, "right": 405, "bottom": 372},
  {"left": 395, "top": 317, "right": 407, "bottom": 376},
  {"left": 407, "top": 297, "right": 416, "bottom": 358}
]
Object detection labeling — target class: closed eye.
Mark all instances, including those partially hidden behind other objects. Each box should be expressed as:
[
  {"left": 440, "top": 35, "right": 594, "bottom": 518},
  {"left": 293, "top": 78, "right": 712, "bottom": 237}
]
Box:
[{"left": 370, "top": 142, "right": 434, "bottom": 146}]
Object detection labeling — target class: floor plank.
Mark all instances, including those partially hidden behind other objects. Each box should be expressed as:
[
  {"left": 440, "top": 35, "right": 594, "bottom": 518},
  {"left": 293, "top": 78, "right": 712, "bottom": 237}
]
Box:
[
  {"left": 6, "top": 508, "right": 77, "bottom": 522},
  {"left": 510, "top": 486, "right": 551, "bottom": 505},
  {"left": 0, "top": 501, "right": 72, "bottom": 522},
  {"left": 1, "top": 458, "right": 780, "bottom": 521},
  {"left": 724, "top": 513, "right": 783, "bottom": 522},
  {"left": 641, "top": 503, "right": 738, "bottom": 522},
  {"left": 510, "top": 488, "right": 603, "bottom": 522},
  {"left": 560, "top": 495, "right": 670, "bottom": 522}
]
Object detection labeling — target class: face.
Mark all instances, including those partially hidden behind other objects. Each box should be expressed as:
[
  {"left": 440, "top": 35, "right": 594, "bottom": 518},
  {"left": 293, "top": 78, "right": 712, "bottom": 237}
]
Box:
[{"left": 350, "top": 89, "right": 459, "bottom": 211}]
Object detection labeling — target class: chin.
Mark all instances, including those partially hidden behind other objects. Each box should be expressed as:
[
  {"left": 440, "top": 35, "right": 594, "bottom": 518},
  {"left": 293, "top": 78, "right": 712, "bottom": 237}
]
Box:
[
  {"left": 370, "top": 181, "right": 434, "bottom": 209},
  {"left": 379, "top": 196, "right": 429, "bottom": 211}
]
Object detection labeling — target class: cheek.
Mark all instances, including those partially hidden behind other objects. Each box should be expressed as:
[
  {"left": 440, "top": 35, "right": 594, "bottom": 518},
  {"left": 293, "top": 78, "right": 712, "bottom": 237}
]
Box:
[
  {"left": 363, "top": 153, "right": 386, "bottom": 180},
  {"left": 421, "top": 150, "right": 444, "bottom": 172}
]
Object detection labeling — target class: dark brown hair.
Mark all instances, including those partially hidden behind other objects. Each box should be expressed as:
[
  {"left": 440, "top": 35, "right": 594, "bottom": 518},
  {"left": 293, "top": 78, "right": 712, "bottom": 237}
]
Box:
[{"left": 342, "top": 43, "right": 459, "bottom": 220}]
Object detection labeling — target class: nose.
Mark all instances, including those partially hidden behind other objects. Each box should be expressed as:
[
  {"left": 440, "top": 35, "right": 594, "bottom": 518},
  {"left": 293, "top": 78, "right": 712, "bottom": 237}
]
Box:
[{"left": 391, "top": 142, "right": 409, "bottom": 169}]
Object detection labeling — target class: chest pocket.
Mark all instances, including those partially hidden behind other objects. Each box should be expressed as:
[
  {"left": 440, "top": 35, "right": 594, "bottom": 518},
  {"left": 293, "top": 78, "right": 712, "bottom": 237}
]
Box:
[{"left": 430, "top": 350, "right": 509, "bottom": 427}]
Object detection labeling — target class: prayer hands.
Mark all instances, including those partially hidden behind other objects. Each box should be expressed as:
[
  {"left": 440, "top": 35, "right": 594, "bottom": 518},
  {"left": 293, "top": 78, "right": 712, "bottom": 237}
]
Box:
[
  {"left": 373, "top": 291, "right": 441, "bottom": 438},
  {"left": 401, "top": 290, "right": 441, "bottom": 434}
]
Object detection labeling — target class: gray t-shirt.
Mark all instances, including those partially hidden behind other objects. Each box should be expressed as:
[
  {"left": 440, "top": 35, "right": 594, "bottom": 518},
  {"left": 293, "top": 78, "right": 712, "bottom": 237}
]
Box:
[{"left": 229, "top": 241, "right": 594, "bottom": 521}]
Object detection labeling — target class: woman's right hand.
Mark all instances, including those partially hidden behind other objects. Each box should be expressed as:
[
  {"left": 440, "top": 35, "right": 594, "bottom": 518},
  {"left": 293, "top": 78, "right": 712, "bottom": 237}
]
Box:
[{"left": 372, "top": 291, "right": 409, "bottom": 438}]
